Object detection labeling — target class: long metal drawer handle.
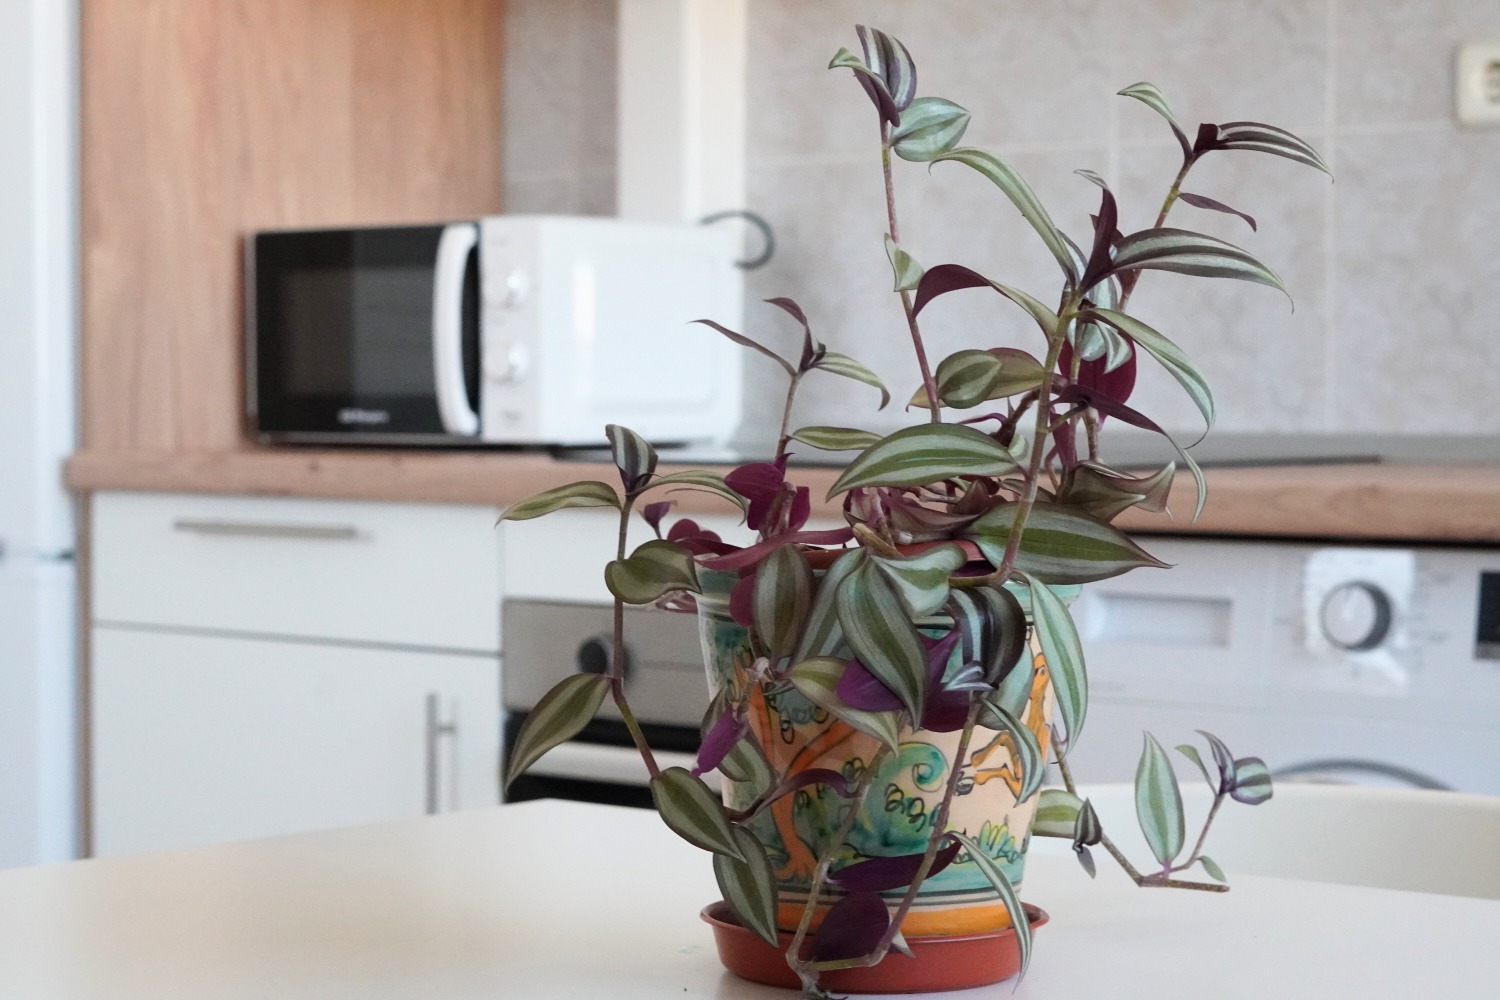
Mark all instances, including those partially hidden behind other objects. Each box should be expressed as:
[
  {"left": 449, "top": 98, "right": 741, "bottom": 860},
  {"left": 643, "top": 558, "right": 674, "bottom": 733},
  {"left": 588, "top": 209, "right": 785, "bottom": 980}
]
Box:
[
  {"left": 425, "top": 693, "right": 459, "bottom": 815},
  {"left": 172, "top": 518, "right": 361, "bottom": 541}
]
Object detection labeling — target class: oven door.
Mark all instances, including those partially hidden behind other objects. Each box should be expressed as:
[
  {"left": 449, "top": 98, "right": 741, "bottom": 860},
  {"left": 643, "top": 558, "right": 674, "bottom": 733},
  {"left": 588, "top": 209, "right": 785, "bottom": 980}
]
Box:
[{"left": 249, "top": 223, "right": 481, "bottom": 444}]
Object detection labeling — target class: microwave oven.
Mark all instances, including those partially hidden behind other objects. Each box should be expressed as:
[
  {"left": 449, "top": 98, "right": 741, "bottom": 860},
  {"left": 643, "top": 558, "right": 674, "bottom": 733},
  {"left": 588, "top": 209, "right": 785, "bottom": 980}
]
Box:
[{"left": 247, "top": 215, "right": 743, "bottom": 446}]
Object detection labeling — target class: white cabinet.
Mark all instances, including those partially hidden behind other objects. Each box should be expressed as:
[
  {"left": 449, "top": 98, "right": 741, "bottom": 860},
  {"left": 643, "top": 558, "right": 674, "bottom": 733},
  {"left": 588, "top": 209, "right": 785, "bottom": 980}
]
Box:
[{"left": 90, "top": 492, "right": 502, "bottom": 857}]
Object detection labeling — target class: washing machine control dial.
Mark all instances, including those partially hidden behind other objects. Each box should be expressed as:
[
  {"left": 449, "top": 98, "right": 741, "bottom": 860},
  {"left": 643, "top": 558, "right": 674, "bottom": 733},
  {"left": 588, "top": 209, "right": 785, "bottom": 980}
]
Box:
[{"left": 1318, "top": 581, "right": 1394, "bottom": 652}]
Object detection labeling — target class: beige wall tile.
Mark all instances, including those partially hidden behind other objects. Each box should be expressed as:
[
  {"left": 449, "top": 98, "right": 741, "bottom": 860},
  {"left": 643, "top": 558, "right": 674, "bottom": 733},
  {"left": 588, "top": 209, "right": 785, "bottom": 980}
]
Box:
[
  {"left": 1330, "top": 128, "right": 1500, "bottom": 433},
  {"left": 1336, "top": 0, "right": 1500, "bottom": 127}
]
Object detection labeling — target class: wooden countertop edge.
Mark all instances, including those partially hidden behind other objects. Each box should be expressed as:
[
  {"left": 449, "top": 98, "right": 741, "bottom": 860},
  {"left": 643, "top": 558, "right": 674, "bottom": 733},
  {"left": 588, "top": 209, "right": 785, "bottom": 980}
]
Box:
[{"left": 64, "top": 450, "right": 1500, "bottom": 542}]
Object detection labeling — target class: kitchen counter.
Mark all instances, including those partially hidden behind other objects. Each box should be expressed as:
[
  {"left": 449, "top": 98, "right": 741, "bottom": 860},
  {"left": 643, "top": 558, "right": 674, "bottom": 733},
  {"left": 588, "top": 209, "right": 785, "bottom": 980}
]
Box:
[
  {"left": 1, "top": 799, "right": 1496, "bottom": 998},
  {"left": 66, "top": 447, "right": 1500, "bottom": 542}
]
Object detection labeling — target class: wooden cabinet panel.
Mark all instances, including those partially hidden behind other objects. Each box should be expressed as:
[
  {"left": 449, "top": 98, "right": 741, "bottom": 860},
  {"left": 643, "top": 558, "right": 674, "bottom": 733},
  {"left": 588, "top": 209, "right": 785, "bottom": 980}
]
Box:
[{"left": 81, "top": 0, "right": 505, "bottom": 453}]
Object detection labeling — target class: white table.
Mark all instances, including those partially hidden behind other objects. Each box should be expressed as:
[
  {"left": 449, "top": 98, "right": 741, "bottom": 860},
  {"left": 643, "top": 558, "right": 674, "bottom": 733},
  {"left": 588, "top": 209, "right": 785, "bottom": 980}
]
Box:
[{"left": 1, "top": 800, "right": 1495, "bottom": 998}]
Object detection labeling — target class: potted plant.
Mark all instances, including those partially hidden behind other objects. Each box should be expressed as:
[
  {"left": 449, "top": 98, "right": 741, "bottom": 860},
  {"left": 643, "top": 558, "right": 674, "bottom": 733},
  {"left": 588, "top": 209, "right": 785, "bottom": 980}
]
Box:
[{"left": 500, "top": 23, "right": 1325, "bottom": 998}]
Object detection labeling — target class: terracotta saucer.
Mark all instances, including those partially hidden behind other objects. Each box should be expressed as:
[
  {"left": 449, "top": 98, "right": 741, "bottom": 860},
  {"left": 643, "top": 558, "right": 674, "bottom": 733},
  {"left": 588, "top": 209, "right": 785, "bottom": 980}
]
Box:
[{"left": 700, "top": 899, "right": 1048, "bottom": 994}]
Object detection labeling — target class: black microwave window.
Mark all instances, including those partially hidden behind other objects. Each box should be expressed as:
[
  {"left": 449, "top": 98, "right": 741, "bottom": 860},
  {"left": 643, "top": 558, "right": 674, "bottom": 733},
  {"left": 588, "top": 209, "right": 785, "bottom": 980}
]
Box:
[
  {"left": 1477, "top": 572, "right": 1500, "bottom": 661},
  {"left": 253, "top": 225, "right": 478, "bottom": 438},
  {"left": 279, "top": 262, "right": 435, "bottom": 397}
]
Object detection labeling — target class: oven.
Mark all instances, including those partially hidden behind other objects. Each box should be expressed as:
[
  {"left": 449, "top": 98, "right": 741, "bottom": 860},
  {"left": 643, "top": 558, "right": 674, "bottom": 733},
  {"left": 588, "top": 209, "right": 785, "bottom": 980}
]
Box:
[{"left": 501, "top": 599, "right": 712, "bottom": 807}]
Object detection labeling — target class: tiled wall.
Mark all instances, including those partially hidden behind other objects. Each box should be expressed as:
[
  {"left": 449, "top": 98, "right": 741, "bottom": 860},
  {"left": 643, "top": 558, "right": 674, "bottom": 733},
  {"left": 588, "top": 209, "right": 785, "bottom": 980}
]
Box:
[{"left": 505, "top": 1, "right": 1500, "bottom": 440}]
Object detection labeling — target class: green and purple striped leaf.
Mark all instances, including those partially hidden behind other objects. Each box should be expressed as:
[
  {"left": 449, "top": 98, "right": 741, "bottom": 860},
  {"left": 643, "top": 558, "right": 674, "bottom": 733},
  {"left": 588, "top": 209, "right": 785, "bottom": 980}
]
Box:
[
  {"left": 1024, "top": 577, "right": 1087, "bottom": 747},
  {"left": 1031, "top": 788, "right": 1083, "bottom": 838},
  {"left": 828, "top": 424, "right": 1020, "bottom": 497},
  {"left": 1107, "top": 228, "right": 1288, "bottom": 299},
  {"left": 1060, "top": 461, "right": 1176, "bottom": 523},
  {"left": 719, "top": 738, "right": 775, "bottom": 796},
  {"left": 650, "top": 766, "right": 745, "bottom": 860},
  {"left": 948, "top": 830, "right": 1033, "bottom": 979},
  {"left": 604, "top": 539, "right": 700, "bottom": 605},
  {"left": 1230, "top": 756, "right": 1274, "bottom": 805},
  {"left": 873, "top": 544, "right": 965, "bottom": 618},
  {"left": 644, "top": 470, "right": 748, "bottom": 513},
  {"left": 788, "top": 656, "right": 902, "bottom": 751},
  {"left": 606, "top": 424, "right": 657, "bottom": 494},
  {"left": 1200, "top": 121, "right": 1332, "bottom": 176},
  {"left": 1135, "top": 732, "right": 1186, "bottom": 867},
  {"left": 933, "top": 349, "right": 1005, "bottom": 408},
  {"left": 967, "top": 502, "right": 1169, "bottom": 585},
  {"left": 813, "top": 351, "right": 891, "bottom": 409},
  {"left": 789, "top": 426, "right": 883, "bottom": 452},
  {"left": 931, "top": 148, "right": 1078, "bottom": 283},
  {"left": 1117, "top": 81, "right": 1191, "bottom": 158},
  {"left": 1176, "top": 742, "right": 1217, "bottom": 791},
  {"left": 714, "top": 827, "right": 780, "bottom": 946},
  {"left": 1084, "top": 307, "right": 1215, "bottom": 431},
  {"left": 885, "top": 235, "right": 924, "bottom": 292},
  {"left": 837, "top": 561, "right": 927, "bottom": 719},
  {"left": 752, "top": 544, "right": 815, "bottom": 659},
  {"left": 857, "top": 24, "right": 917, "bottom": 111},
  {"left": 1199, "top": 855, "right": 1228, "bottom": 882},
  {"left": 974, "top": 699, "right": 1045, "bottom": 803},
  {"left": 890, "top": 97, "right": 970, "bottom": 162},
  {"left": 499, "top": 481, "right": 620, "bottom": 522},
  {"left": 790, "top": 549, "right": 865, "bottom": 663},
  {"left": 503, "top": 673, "right": 610, "bottom": 789}
]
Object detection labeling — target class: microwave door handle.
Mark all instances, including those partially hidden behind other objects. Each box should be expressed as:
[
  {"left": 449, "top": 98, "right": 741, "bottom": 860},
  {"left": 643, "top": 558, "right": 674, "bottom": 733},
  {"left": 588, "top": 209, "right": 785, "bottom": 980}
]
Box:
[{"left": 432, "top": 222, "right": 480, "bottom": 436}]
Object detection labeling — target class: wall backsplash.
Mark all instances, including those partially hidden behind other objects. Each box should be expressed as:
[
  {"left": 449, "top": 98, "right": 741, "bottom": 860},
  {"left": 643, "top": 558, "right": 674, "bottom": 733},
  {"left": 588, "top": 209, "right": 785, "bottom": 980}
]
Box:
[{"left": 505, "top": 0, "right": 1500, "bottom": 440}]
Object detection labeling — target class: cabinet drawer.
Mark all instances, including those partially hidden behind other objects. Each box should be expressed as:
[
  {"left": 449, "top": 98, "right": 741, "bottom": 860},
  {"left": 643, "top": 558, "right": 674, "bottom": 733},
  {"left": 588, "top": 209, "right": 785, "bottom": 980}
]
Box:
[{"left": 92, "top": 492, "right": 500, "bottom": 652}]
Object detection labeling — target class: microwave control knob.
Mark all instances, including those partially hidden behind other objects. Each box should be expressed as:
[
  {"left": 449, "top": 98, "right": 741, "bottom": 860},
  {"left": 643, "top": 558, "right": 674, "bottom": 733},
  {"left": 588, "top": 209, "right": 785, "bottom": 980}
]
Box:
[
  {"left": 485, "top": 342, "right": 529, "bottom": 383},
  {"left": 577, "top": 635, "right": 629, "bottom": 682},
  {"left": 1318, "top": 581, "right": 1393, "bottom": 652},
  {"left": 500, "top": 269, "right": 529, "bottom": 308}
]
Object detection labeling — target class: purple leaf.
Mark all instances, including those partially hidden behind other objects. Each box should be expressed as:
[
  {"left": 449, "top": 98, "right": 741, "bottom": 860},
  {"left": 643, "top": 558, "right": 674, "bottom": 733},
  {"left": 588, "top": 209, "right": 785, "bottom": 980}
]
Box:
[
  {"left": 1060, "top": 337, "right": 1138, "bottom": 409},
  {"left": 1054, "top": 383, "right": 1165, "bottom": 435},
  {"left": 764, "top": 297, "right": 817, "bottom": 370},
  {"left": 729, "top": 571, "right": 756, "bottom": 627},
  {"left": 666, "top": 518, "right": 736, "bottom": 556},
  {"left": 725, "top": 457, "right": 789, "bottom": 531},
  {"left": 641, "top": 501, "right": 672, "bottom": 537},
  {"left": 828, "top": 838, "right": 962, "bottom": 893},
  {"left": 698, "top": 528, "right": 856, "bottom": 571},
  {"left": 691, "top": 319, "right": 794, "bottom": 375},
  {"left": 693, "top": 708, "right": 748, "bottom": 777},
  {"left": 1177, "top": 191, "right": 1257, "bottom": 231},
  {"left": 1080, "top": 178, "right": 1120, "bottom": 291},
  {"left": 912, "top": 263, "right": 992, "bottom": 316},
  {"left": 788, "top": 485, "right": 811, "bottom": 532},
  {"left": 1050, "top": 413, "right": 1078, "bottom": 468},
  {"left": 806, "top": 891, "right": 890, "bottom": 963},
  {"left": 836, "top": 657, "right": 904, "bottom": 712}
]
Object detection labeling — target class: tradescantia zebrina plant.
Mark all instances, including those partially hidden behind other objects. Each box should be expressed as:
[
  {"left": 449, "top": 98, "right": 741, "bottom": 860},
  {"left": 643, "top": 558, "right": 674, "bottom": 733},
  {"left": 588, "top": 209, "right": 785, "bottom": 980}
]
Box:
[{"left": 501, "top": 24, "right": 1323, "bottom": 998}]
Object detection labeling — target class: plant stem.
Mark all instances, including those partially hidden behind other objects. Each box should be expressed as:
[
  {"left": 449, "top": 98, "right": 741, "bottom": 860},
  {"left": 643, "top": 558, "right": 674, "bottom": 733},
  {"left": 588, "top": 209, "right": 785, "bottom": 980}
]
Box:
[
  {"left": 1170, "top": 791, "right": 1226, "bottom": 874},
  {"left": 775, "top": 371, "right": 806, "bottom": 461},
  {"left": 1055, "top": 746, "right": 1226, "bottom": 893},
  {"left": 802, "top": 702, "right": 985, "bottom": 978},
  {"left": 610, "top": 499, "right": 660, "bottom": 779},
  {"left": 881, "top": 125, "right": 940, "bottom": 419},
  {"left": 785, "top": 746, "right": 888, "bottom": 993}
]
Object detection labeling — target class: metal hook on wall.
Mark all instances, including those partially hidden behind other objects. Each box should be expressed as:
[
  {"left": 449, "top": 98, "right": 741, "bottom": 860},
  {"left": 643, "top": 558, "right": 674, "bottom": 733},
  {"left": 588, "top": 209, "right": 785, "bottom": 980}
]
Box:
[{"left": 698, "top": 209, "right": 775, "bottom": 270}]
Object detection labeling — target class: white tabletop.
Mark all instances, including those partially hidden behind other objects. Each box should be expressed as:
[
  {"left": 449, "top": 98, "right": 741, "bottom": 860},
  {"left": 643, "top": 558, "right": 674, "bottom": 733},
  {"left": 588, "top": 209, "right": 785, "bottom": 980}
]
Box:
[{"left": 1, "top": 800, "right": 1496, "bottom": 998}]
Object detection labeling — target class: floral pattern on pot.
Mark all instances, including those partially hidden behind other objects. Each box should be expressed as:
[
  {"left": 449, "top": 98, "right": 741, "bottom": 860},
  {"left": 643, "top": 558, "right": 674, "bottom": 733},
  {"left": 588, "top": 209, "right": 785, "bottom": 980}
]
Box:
[{"left": 698, "top": 578, "right": 1055, "bottom": 937}]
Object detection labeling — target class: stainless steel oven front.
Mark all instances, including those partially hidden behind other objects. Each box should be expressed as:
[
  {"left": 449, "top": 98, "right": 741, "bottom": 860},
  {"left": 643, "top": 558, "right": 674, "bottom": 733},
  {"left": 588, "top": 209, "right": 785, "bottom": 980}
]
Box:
[{"left": 501, "top": 599, "right": 713, "bottom": 807}]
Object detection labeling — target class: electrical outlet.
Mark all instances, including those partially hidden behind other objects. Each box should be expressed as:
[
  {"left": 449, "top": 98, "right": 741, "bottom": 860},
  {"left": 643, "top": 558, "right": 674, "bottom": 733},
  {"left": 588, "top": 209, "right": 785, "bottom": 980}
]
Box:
[{"left": 1456, "top": 41, "right": 1500, "bottom": 126}]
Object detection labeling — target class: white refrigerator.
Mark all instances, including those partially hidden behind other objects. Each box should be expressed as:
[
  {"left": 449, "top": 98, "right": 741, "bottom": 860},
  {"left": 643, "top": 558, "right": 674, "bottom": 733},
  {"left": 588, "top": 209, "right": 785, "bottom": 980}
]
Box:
[{"left": 0, "top": 0, "right": 79, "bottom": 867}]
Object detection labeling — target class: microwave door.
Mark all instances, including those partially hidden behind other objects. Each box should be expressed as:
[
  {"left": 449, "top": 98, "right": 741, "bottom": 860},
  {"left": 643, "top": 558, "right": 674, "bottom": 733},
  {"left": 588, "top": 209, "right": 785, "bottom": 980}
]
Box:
[
  {"left": 432, "top": 222, "right": 480, "bottom": 436},
  {"left": 251, "top": 224, "right": 467, "bottom": 442}
]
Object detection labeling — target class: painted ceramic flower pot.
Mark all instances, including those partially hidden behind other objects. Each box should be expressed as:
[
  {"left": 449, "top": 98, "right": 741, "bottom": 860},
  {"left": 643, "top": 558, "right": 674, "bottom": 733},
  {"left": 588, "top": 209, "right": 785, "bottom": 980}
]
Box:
[{"left": 696, "top": 569, "right": 1064, "bottom": 940}]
